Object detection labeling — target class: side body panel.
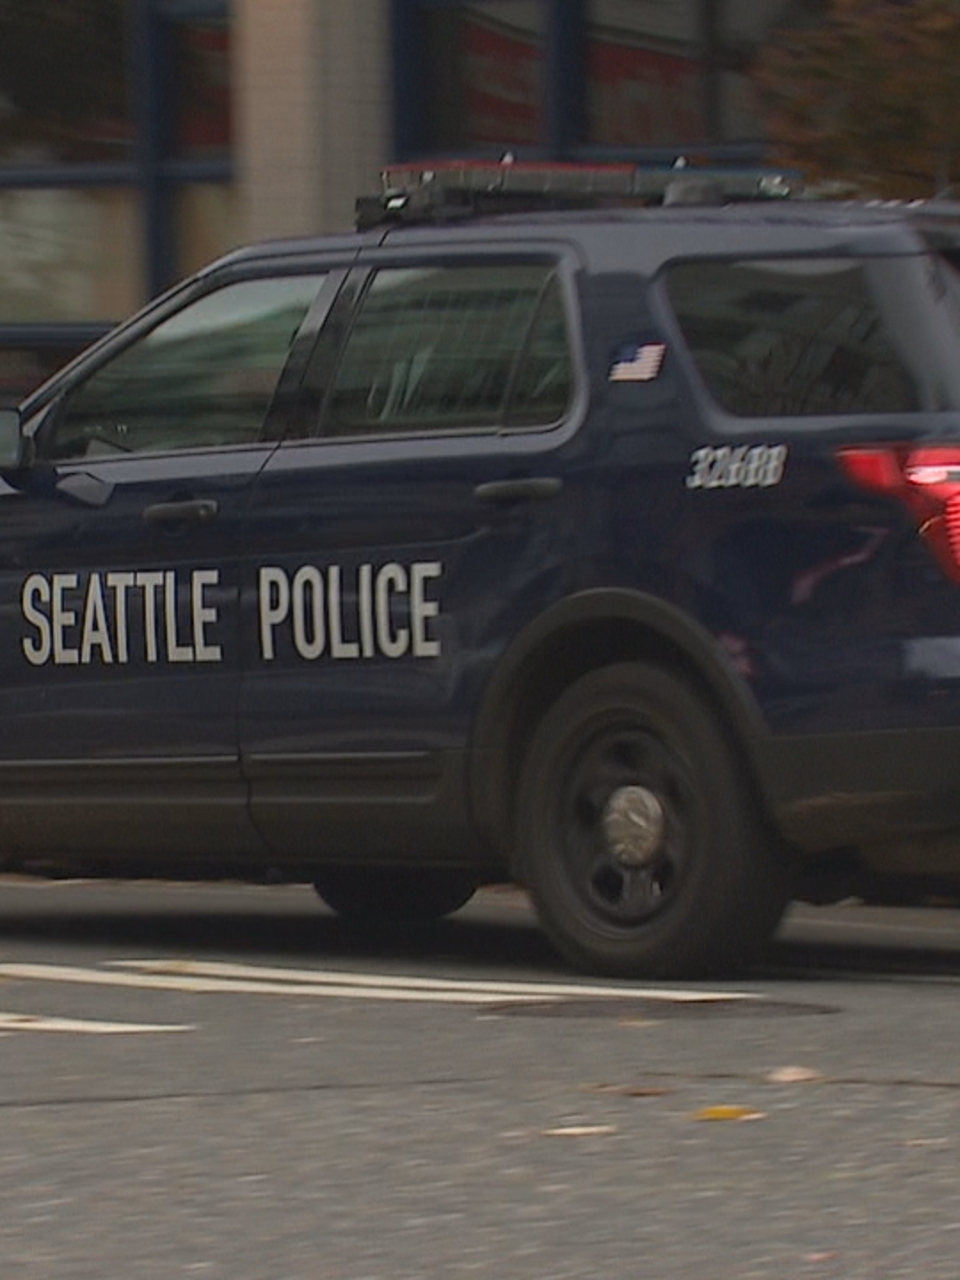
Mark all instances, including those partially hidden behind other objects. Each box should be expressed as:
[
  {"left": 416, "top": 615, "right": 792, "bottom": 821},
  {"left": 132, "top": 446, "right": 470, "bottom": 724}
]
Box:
[
  {"left": 239, "top": 245, "right": 592, "bottom": 864},
  {"left": 0, "top": 446, "right": 263, "bottom": 860},
  {"left": 0, "top": 259, "right": 344, "bottom": 865},
  {"left": 469, "top": 238, "right": 960, "bottom": 861}
]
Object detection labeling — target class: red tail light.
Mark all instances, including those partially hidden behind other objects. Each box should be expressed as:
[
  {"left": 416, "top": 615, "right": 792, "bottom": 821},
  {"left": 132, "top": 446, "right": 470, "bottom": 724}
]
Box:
[{"left": 837, "top": 445, "right": 960, "bottom": 583}]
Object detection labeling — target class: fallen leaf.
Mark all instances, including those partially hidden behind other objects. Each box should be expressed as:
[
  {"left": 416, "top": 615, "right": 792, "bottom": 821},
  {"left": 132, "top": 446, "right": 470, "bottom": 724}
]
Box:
[
  {"left": 904, "top": 1137, "right": 949, "bottom": 1148},
  {"left": 541, "top": 1124, "right": 619, "bottom": 1138},
  {"left": 693, "top": 1105, "right": 766, "bottom": 1122},
  {"left": 802, "top": 1251, "right": 840, "bottom": 1263},
  {"left": 766, "top": 1066, "right": 825, "bottom": 1085}
]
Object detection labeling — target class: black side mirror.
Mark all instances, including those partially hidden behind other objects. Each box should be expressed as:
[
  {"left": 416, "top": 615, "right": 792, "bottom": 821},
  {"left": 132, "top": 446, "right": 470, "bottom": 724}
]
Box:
[{"left": 0, "top": 408, "right": 24, "bottom": 470}]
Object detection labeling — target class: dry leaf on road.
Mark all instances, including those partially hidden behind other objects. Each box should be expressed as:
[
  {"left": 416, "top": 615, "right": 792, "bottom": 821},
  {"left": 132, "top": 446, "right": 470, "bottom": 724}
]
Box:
[{"left": 693, "top": 1105, "right": 766, "bottom": 1122}]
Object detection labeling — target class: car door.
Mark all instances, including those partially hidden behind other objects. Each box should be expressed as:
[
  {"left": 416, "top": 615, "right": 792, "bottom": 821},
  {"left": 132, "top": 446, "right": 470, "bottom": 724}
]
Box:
[
  {"left": 0, "top": 267, "right": 328, "bottom": 862},
  {"left": 238, "top": 246, "right": 586, "bottom": 864}
]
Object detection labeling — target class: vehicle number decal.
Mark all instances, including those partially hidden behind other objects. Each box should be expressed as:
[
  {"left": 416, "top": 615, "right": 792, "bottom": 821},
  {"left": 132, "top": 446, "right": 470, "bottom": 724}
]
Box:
[{"left": 685, "top": 444, "right": 788, "bottom": 490}]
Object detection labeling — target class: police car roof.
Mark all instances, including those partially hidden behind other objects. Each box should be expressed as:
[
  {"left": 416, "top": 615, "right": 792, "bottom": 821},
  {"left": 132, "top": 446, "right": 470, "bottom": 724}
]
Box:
[
  {"left": 19, "top": 195, "right": 960, "bottom": 423},
  {"left": 210, "top": 198, "right": 960, "bottom": 279}
]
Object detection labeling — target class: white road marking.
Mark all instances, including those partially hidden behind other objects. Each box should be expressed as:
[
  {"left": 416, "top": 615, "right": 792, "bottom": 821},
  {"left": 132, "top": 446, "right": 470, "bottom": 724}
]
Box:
[
  {"left": 0, "top": 1010, "right": 192, "bottom": 1034},
  {"left": 0, "top": 959, "right": 757, "bottom": 1006},
  {"left": 112, "top": 958, "right": 757, "bottom": 1002},
  {"left": 0, "top": 963, "right": 503, "bottom": 1004}
]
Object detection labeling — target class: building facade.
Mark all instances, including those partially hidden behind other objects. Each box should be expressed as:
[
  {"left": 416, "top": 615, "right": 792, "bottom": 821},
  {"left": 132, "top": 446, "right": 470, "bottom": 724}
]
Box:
[{"left": 0, "top": 0, "right": 811, "bottom": 403}]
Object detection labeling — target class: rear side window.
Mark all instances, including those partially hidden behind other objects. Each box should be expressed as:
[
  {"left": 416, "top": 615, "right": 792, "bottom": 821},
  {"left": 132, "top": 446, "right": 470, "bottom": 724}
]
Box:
[
  {"left": 665, "top": 258, "right": 920, "bottom": 417},
  {"left": 323, "top": 263, "right": 573, "bottom": 436}
]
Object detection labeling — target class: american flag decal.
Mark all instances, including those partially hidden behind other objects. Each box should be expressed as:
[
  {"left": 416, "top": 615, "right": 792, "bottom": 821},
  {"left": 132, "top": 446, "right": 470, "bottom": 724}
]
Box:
[{"left": 608, "top": 342, "right": 667, "bottom": 383}]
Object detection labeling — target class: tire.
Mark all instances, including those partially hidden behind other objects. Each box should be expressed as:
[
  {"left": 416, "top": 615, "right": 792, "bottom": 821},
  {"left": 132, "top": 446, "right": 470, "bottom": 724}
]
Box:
[
  {"left": 313, "top": 866, "right": 479, "bottom": 928},
  {"left": 516, "top": 662, "right": 790, "bottom": 979}
]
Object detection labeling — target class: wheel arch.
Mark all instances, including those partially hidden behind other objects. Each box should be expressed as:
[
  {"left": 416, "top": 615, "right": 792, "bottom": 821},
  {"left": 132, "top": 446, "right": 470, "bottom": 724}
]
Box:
[{"left": 469, "top": 588, "right": 769, "bottom": 870}]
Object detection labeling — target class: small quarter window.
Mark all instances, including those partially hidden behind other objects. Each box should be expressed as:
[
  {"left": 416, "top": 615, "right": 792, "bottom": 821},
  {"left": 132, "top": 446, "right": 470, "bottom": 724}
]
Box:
[
  {"left": 666, "top": 259, "right": 920, "bottom": 417},
  {"left": 324, "top": 263, "right": 572, "bottom": 436}
]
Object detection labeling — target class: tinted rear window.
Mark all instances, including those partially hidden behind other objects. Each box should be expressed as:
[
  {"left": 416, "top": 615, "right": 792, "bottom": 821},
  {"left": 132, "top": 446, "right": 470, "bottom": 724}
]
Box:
[
  {"left": 666, "top": 258, "right": 922, "bottom": 417},
  {"left": 670, "top": 254, "right": 960, "bottom": 419}
]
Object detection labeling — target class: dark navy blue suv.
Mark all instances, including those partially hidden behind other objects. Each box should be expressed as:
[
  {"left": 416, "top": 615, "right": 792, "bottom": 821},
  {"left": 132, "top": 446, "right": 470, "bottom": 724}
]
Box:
[{"left": 4, "top": 162, "right": 960, "bottom": 978}]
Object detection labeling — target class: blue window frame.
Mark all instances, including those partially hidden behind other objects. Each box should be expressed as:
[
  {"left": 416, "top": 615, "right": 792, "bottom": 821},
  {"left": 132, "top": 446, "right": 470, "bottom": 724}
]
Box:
[{"left": 0, "top": 0, "right": 231, "bottom": 402}]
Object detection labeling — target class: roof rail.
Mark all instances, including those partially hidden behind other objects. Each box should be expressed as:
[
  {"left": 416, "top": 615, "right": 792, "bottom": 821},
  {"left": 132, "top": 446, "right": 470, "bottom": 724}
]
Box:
[{"left": 356, "top": 159, "right": 801, "bottom": 230}]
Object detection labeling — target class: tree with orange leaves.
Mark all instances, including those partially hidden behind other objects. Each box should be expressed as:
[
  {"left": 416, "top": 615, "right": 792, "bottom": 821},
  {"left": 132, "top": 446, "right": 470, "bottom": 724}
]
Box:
[{"left": 753, "top": 0, "right": 960, "bottom": 198}]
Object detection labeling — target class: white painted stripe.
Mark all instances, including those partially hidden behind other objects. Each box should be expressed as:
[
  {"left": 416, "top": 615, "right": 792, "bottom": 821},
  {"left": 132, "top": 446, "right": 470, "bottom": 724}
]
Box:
[
  {"left": 111, "top": 958, "right": 756, "bottom": 1002},
  {"left": 0, "top": 963, "right": 515, "bottom": 1003},
  {"left": 0, "top": 1011, "right": 193, "bottom": 1034},
  {"left": 0, "top": 961, "right": 756, "bottom": 1006}
]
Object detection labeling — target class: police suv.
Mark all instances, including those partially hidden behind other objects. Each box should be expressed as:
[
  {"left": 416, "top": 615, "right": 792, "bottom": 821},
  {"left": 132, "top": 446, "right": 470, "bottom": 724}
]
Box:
[{"left": 4, "top": 160, "right": 960, "bottom": 978}]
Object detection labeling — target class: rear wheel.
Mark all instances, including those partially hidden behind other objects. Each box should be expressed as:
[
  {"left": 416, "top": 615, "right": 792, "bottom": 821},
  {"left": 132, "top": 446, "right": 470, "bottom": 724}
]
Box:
[
  {"left": 517, "top": 662, "right": 790, "bottom": 978},
  {"left": 313, "top": 866, "right": 479, "bottom": 928}
]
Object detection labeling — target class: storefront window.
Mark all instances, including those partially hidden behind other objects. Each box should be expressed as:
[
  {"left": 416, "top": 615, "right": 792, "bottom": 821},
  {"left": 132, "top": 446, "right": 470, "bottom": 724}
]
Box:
[
  {"left": 582, "top": 0, "right": 819, "bottom": 150},
  {"left": 718, "top": 0, "right": 821, "bottom": 144},
  {"left": 585, "top": 0, "right": 705, "bottom": 148},
  {"left": 0, "top": 0, "right": 132, "bottom": 164},
  {"left": 422, "top": 1, "right": 544, "bottom": 150},
  {"left": 172, "top": 19, "right": 232, "bottom": 160},
  {"left": 0, "top": 188, "right": 143, "bottom": 323}
]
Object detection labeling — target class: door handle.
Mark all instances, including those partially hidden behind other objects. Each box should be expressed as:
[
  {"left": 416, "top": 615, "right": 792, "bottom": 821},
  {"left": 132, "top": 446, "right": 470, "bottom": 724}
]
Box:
[
  {"left": 143, "top": 498, "right": 220, "bottom": 525},
  {"left": 473, "top": 477, "right": 563, "bottom": 504}
]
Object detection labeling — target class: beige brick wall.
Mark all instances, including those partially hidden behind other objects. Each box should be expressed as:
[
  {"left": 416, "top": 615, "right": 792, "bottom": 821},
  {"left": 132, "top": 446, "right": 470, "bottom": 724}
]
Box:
[{"left": 234, "top": 0, "right": 391, "bottom": 242}]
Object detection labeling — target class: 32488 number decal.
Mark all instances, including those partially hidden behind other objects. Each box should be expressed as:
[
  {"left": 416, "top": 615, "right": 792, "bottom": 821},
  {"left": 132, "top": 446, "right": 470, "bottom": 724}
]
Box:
[{"left": 685, "top": 444, "right": 788, "bottom": 490}]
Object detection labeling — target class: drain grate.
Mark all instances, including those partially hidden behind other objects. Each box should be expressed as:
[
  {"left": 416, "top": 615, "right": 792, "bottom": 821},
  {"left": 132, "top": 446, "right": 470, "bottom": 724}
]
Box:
[{"left": 484, "top": 997, "right": 838, "bottom": 1019}]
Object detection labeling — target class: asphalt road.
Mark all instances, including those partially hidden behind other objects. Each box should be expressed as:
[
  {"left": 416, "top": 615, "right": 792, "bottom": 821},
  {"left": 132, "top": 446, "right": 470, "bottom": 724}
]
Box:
[{"left": 2, "top": 879, "right": 960, "bottom": 1279}]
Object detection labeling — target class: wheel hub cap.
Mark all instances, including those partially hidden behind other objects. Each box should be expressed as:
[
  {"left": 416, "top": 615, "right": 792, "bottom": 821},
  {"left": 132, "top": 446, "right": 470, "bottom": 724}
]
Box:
[{"left": 601, "top": 785, "right": 665, "bottom": 868}]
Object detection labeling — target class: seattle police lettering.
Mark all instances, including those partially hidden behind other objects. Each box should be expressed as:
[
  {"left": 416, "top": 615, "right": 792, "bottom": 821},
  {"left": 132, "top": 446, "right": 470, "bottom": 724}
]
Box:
[
  {"left": 19, "top": 561, "right": 444, "bottom": 667},
  {"left": 258, "top": 562, "right": 442, "bottom": 662},
  {"left": 21, "top": 569, "right": 224, "bottom": 667}
]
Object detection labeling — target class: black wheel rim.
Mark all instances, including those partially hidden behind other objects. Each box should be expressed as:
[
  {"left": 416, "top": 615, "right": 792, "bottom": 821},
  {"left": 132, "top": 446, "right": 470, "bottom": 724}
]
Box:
[{"left": 556, "top": 721, "right": 695, "bottom": 929}]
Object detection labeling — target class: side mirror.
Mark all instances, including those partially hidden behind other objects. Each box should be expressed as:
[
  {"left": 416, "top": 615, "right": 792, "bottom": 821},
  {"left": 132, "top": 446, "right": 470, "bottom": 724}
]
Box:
[{"left": 0, "top": 407, "right": 25, "bottom": 470}]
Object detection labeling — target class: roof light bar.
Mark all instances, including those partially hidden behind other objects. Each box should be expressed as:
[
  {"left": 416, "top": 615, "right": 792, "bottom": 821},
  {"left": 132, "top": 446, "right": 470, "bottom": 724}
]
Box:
[{"left": 356, "top": 158, "right": 802, "bottom": 230}]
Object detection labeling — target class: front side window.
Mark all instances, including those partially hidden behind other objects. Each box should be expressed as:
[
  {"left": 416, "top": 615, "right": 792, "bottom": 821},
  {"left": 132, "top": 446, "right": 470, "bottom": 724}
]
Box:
[
  {"left": 666, "top": 258, "right": 923, "bottom": 418},
  {"left": 44, "top": 274, "right": 325, "bottom": 461},
  {"left": 324, "top": 263, "right": 573, "bottom": 436}
]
